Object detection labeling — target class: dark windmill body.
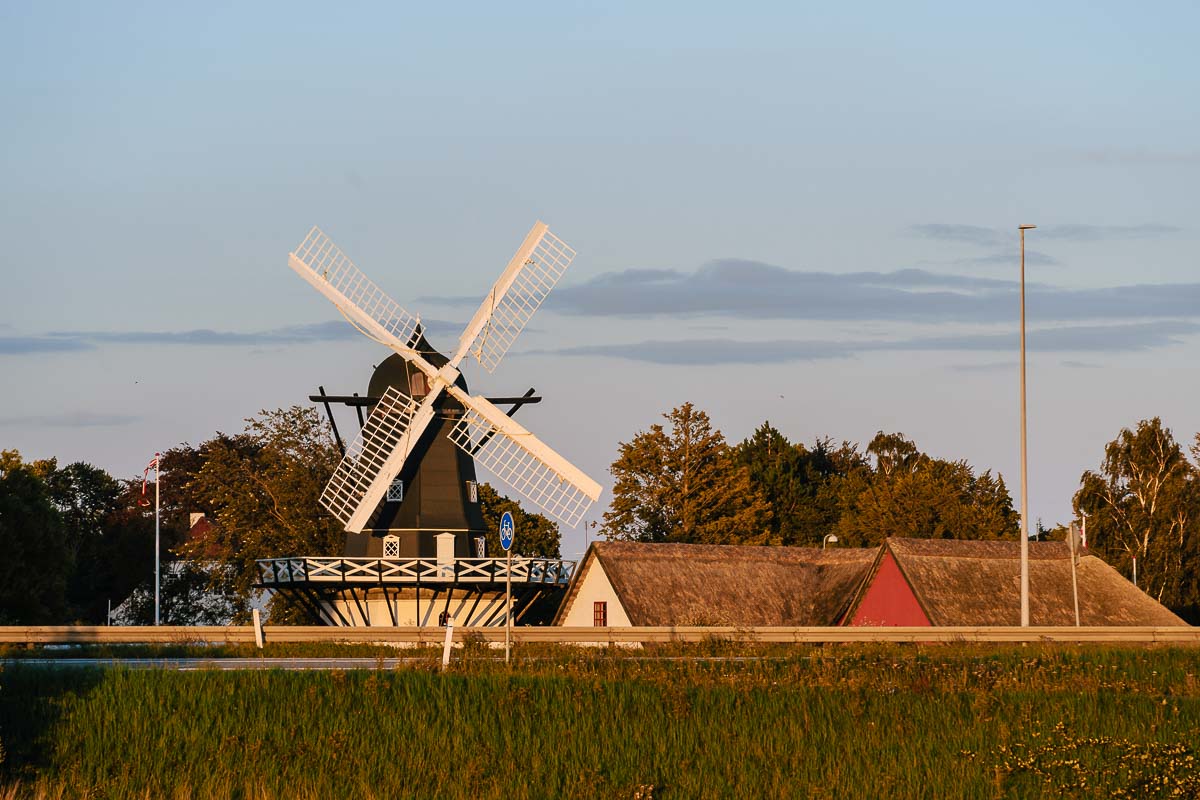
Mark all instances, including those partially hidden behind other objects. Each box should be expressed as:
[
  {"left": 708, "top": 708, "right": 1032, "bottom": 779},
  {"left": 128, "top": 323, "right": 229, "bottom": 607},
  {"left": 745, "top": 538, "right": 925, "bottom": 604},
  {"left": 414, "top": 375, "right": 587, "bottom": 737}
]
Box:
[
  {"left": 347, "top": 344, "right": 487, "bottom": 561},
  {"left": 257, "top": 223, "right": 601, "bottom": 628}
]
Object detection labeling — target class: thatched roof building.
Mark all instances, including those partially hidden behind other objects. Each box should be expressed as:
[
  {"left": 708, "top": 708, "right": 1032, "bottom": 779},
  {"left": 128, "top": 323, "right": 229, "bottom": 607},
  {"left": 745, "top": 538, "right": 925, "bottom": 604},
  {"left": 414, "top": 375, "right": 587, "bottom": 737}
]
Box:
[
  {"left": 554, "top": 538, "right": 1188, "bottom": 628},
  {"left": 845, "top": 538, "right": 1187, "bottom": 627},
  {"left": 553, "top": 541, "right": 876, "bottom": 627}
]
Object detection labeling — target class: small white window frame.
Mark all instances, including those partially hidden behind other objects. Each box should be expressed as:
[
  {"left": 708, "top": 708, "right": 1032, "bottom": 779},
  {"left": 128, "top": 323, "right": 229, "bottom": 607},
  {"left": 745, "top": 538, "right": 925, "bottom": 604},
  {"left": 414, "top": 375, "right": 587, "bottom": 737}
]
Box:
[
  {"left": 387, "top": 478, "right": 404, "bottom": 503},
  {"left": 383, "top": 535, "right": 400, "bottom": 558}
]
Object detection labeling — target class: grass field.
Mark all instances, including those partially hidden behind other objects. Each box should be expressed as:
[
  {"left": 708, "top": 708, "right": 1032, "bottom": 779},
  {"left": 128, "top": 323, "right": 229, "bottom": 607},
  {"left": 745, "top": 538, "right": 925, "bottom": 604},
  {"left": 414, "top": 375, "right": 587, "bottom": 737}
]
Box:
[{"left": 3, "top": 643, "right": 1200, "bottom": 799}]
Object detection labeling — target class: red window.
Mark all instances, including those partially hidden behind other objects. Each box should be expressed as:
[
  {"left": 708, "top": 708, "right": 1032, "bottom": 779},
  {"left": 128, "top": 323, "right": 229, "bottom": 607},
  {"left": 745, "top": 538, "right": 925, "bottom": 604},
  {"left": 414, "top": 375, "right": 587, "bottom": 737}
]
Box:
[{"left": 593, "top": 601, "right": 607, "bottom": 627}]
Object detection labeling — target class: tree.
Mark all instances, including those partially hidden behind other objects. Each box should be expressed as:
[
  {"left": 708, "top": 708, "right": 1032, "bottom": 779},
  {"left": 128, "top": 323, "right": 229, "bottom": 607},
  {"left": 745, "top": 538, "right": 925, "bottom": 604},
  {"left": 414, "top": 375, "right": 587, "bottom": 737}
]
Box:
[
  {"left": 477, "top": 482, "right": 560, "bottom": 558},
  {"left": 834, "top": 432, "right": 1019, "bottom": 546},
  {"left": 43, "top": 461, "right": 124, "bottom": 621},
  {"left": 603, "top": 403, "right": 771, "bottom": 544},
  {"left": 736, "top": 425, "right": 865, "bottom": 546},
  {"left": 179, "top": 406, "right": 344, "bottom": 622},
  {"left": 1074, "top": 418, "right": 1200, "bottom": 617},
  {"left": 114, "top": 561, "right": 237, "bottom": 626},
  {"left": 0, "top": 450, "right": 72, "bottom": 623}
]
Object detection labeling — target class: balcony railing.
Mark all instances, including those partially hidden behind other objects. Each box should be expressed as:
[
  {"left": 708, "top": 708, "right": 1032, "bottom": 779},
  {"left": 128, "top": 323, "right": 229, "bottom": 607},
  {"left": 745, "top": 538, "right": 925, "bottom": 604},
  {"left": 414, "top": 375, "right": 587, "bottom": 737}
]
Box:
[{"left": 256, "top": 556, "right": 575, "bottom": 587}]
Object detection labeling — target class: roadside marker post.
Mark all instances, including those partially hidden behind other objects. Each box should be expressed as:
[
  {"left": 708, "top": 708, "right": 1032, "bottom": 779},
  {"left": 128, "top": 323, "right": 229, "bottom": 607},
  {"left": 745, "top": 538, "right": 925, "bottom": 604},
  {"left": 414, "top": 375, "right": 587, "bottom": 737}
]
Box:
[
  {"left": 442, "top": 621, "right": 454, "bottom": 670},
  {"left": 500, "top": 511, "right": 515, "bottom": 665}
]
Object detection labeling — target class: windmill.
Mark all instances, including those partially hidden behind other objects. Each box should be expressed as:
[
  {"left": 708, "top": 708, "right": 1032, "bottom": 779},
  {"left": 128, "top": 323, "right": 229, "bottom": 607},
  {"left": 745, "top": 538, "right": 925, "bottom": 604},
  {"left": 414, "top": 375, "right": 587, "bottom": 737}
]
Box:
[{"left": 255, "top": 222, "right": 600, "bottom": 627}]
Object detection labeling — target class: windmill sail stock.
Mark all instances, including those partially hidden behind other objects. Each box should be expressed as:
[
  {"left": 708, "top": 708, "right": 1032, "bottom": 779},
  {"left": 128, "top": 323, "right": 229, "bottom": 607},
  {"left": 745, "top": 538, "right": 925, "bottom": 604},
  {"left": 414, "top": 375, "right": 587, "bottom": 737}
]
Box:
[
  {"left": 453, "top": 221, "right": 576, "bottom": 373},
  {"left": 288, "top": 221, "right": 601, "bottom": 533}
]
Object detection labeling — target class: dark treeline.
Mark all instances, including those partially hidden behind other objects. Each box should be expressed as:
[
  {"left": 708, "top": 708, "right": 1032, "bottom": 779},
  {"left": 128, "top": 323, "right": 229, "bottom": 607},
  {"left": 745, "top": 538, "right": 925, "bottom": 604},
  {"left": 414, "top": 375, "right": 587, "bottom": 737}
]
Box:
[{"left": 3, "top": 404, "right": 1199, "bottom": 623}]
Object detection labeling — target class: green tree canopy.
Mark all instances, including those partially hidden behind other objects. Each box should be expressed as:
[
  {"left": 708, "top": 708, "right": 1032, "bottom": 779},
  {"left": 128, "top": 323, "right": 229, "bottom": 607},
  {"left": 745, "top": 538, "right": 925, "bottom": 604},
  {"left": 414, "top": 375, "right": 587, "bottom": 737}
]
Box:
[
  {"left": 0, "top": 450, "right": 72, "bottom": 623},
  {"left": 42, "top": 461, "right": 128, "bottom": 621},
  {"left": 736, "top": 424, "right": 867, "bottom": 546},
  {"left": 477, "top": 482, "right": 560, "bottom": 558},
  {"left": 834, "top": 444, "right": 1019, "bottom": 545},
  {"left": 603, "top": 403, "right": 771, "bottom": 544},
  {"left": 1074, "top": 417, "right": 1200, "bottom": 617},
  {"left": 179, "top": 406, "right": 344, "bottom": 622},
  {"left": 607, "top": 414, "right": 1018, "bottom": 548}
]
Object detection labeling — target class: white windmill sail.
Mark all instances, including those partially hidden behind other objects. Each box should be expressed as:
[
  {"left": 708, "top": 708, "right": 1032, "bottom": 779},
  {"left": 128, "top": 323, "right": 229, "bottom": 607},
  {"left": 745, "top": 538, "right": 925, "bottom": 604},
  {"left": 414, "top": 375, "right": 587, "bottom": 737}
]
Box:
[
  {"left": 322, "top": 386, "right": 439, "bottom": 532},
  {"left": 452, "top": 221, "right": 575, "bottom": 373},
  {"left": 289, "top": 221, "right": 601, "bottom": 535},
  {"left": 289, "top": 227, "right": 424, "bottom": 360},
  {"left": 444, "top": 386, "right": 601, "bottom": 528}
]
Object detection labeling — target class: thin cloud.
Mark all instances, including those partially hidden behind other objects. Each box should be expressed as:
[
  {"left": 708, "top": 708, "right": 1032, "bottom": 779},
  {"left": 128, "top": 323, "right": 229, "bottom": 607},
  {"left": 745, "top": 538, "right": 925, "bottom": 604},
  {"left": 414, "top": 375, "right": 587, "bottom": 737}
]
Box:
[
  {"left": 0, "top": 412, "right": 142, "bottom": 428},
  {"left": 911, "top": 224, "right": 1007, "bottom": 248},
  {"left": 911, "top": 222, "right": 1180, "bottom": 245},
  {"left": 550, "top": 339, "right": 858, "bottom": 365},
  {"left": 1037, "top": 224, "right": 1182, "bottom": 241},
  {"left": 538, "top": 321, "right": 1200, "bottom": 366},
  {"left": 538, "top": 261, "right": 1200, "bottom": 323},
  {"left": 888, "top": 321, "right": 1200, "bottom": 353},
  {"left": 45, "top": 319, "right": 457, "bottom": 346},
  {"left": 963, "top": 250, "right": 1059, "bottom": 267},
  {"left": 946, "top": 362, "right": 1016, "bottom": 373},
  {"left": 0, "top": 336, "right": 94, "bottom": 355},
  {"left": 46, "top": 321, "right": 362, "bottom": 346},
  {"left": 3, "top": 318, "right": 470, "bottom": 358},
  {"left": 1079, "top": 149, "right": 1200, "bottom": 166}
]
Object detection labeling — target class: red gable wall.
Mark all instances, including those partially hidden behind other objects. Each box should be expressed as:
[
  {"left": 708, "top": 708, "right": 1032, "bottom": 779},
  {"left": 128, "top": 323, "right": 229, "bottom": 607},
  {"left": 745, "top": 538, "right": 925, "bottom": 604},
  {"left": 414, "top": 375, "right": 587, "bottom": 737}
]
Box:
[{"left": 848, "top": 551, "right": 930, "bottom": 626}]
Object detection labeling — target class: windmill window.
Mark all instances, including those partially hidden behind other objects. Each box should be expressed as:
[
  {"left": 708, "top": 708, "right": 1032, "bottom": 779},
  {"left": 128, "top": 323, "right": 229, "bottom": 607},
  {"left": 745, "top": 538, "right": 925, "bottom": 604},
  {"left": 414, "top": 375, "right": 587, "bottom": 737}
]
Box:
[
  {"left": 410, "top": 372, "right": 427, "bottom": 397},
  {"left": 383, "top": 535, "right": 400, "bottom": 558},
  {"left": 593, "top": 601, "right": 607, "bottom": 627},
  {"left": 466, "top": 480, "right": 478, "bottom": 503},
  {"left": 387, "top": 479, "right": 404, "bottom": 503}
]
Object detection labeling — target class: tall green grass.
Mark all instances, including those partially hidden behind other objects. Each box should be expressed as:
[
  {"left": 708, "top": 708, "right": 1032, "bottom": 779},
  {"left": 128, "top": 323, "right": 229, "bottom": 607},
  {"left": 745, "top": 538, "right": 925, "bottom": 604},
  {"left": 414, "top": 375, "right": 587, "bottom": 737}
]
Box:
[{"left": 3, "top": 645, "right": 1199, "bottom": 799}]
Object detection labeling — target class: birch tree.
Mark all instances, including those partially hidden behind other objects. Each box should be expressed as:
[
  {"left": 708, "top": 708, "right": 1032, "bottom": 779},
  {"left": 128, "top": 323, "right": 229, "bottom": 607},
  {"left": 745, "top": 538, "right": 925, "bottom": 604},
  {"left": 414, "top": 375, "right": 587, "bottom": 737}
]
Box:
[{"left": 1074, "top": 417, "right": 1200, "bottom": 613}]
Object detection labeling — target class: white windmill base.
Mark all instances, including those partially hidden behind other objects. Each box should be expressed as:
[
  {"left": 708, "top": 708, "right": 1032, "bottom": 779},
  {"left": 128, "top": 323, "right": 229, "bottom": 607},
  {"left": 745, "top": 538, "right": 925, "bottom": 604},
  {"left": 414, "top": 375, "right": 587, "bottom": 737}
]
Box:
[{"left": 256, "top": 555, "right": 576, "bottom": 627}]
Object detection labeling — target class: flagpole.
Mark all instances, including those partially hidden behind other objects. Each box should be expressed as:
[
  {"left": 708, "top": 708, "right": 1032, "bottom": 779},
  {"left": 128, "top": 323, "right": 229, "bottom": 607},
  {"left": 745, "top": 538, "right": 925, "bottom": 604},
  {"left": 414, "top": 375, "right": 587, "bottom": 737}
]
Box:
[{"left": 154, "top": 453, "right": 161, "bottom": 626}]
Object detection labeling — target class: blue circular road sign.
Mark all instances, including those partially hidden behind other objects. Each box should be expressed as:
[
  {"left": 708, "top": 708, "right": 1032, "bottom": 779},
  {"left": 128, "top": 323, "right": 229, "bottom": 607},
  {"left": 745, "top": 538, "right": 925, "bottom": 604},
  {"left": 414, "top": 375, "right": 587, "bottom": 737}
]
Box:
[{"left": 499, "top": 511, "right": 515, "bottom": 551}]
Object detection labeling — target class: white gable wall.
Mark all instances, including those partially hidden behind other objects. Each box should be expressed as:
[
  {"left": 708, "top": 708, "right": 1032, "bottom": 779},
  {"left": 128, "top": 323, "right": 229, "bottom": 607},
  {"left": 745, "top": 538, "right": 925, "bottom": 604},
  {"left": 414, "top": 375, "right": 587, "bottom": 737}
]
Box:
[{"left": 559, "top": 558, "right": 633, "bottom": 627}]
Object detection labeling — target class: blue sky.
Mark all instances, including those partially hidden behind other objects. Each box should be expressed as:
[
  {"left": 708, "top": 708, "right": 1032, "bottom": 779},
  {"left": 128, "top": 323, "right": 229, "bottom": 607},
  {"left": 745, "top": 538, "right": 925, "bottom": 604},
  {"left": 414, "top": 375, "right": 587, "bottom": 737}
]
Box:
[{"left": 2, "top": 2, "right": 1198, "bottom": 557}]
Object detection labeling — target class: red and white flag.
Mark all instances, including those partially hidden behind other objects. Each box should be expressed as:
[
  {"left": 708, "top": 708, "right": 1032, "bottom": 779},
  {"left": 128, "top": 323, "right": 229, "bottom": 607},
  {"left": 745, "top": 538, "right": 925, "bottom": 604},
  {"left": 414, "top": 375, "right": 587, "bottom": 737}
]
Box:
[{"left": 139, "top": 453, "right": 160, "bottom": 507}]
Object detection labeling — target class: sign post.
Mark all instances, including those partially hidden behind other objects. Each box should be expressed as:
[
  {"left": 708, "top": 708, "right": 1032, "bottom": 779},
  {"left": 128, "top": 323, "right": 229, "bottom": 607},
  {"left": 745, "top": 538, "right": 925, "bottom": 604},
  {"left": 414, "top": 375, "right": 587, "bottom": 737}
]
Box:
[
  {"left": 1068, "top": 522, "right": 1081, "bottom": 627},
  {"left": 500, "top": 511, "right": 515, "bottom": 665}
]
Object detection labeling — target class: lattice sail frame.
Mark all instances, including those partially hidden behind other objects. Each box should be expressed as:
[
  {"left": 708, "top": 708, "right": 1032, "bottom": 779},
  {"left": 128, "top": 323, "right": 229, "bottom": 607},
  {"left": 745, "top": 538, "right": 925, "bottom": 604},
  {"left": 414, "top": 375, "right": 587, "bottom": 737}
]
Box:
[
  {"left": 448, "top": 405, "right": 596, "bottom": 529},
  {"left": 291, "top": 221, "right": 603, "bottom": 532},
  {"left": 291, "top": 227, "right": 421, "bottom": 348},
  {"left": 321, "top": 386, "right": 424, "bottom": 529},
  {"left": 462, "top": 227, "right": 575, "bottom": 373}
]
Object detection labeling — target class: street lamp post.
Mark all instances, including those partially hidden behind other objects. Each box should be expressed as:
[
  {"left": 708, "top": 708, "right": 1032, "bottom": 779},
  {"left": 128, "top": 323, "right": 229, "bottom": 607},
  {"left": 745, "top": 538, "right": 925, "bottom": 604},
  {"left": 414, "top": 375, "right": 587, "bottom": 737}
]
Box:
[
  {"left": 1018, "top": 224, "right": 1036, "bottom": 627},
  {"left": 822, "top": 534, "right": 839, "bottom": 550}
]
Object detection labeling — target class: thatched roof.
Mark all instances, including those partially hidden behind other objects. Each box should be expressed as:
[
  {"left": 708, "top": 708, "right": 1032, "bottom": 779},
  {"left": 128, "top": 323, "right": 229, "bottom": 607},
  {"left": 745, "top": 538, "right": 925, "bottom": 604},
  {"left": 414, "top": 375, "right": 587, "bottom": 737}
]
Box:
[
  {"left": 877, "top": 537, "right": 1187, "bottom": 627},
  {"left": 555, "top": 541, "right": 877, "bottom": 626}
]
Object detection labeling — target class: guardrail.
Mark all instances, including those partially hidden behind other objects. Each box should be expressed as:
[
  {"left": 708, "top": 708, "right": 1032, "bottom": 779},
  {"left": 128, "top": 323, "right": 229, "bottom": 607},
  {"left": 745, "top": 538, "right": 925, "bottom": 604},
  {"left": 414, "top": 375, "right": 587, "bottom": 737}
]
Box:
[{"left": 2, "top": 625, "right": 1198, "bottom": 645}]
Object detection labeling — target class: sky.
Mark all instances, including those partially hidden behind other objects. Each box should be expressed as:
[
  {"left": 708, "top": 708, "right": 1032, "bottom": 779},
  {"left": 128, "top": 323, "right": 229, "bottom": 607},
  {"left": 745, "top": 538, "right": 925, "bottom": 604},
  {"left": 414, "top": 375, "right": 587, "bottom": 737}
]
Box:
[{"left": 2, "top": 1, "right": 1198, "bottom": 560}]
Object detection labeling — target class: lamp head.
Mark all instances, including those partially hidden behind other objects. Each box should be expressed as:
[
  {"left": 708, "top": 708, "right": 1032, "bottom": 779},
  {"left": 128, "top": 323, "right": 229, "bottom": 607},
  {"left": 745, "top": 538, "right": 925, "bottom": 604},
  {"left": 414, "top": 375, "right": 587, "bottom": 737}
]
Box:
[{"left": 1018, "top": 224, "right": 1037, "bottom": 230}]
